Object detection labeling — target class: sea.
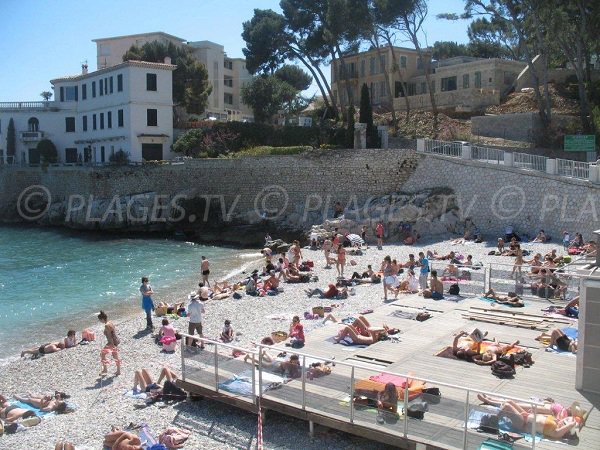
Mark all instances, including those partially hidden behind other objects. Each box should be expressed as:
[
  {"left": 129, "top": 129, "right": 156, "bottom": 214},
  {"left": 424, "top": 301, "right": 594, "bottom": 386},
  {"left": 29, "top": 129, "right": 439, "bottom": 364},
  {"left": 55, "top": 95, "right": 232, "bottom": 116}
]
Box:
[{"left": 0, "top": 225, "right": 260, "bottom": 362}]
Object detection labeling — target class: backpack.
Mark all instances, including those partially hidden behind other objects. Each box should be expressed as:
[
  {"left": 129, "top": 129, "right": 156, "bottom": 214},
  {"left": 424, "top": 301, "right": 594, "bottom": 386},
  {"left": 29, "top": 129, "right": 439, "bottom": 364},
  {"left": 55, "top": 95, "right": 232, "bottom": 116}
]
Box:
[
  {"left": 491, "top": 361, "right": 516, "bottom": 378},
  {"left": 511, "top": 350, "right": 533, "bottom": 367},
  {"left": 448, "top": 284, "right": 460, "bottom": 295}
]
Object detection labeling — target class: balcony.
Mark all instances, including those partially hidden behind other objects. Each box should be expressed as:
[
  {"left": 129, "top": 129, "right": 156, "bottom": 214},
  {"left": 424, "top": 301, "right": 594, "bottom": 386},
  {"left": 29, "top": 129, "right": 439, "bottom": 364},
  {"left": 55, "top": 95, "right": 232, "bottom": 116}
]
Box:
[
  {"left": 0, "top": 101, "right": 55, "bottom": 111},
  {"left": 20, "top": 131, "right": 44, "bottom": 142}
]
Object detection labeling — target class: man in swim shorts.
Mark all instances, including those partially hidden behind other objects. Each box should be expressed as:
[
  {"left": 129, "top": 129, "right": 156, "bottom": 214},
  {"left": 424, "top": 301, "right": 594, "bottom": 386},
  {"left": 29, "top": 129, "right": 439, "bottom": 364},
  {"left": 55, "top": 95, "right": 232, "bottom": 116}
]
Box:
[{"left": 201, "top": 256, "right": 210, "bottom": 287}]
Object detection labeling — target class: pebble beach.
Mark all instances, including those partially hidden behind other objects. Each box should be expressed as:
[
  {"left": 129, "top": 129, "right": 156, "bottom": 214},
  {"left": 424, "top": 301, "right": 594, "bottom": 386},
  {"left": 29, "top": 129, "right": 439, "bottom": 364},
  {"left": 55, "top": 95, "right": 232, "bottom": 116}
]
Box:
[{"left": 0, "top": 235, "right": 572, "bottom": 450}]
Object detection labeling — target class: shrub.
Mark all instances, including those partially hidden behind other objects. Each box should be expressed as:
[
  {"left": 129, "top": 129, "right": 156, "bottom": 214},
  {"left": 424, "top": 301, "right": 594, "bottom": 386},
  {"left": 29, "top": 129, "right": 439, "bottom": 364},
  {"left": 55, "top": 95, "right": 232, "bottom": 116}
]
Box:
[
  {"left": 109, "top": 149, "right": 130, "bottom": 165},
  {"left": 233, "top": 146, "right": 313, "bottom": 158},
  {"left": 37, "top": 139, "right": 58, "bottom": 164}
]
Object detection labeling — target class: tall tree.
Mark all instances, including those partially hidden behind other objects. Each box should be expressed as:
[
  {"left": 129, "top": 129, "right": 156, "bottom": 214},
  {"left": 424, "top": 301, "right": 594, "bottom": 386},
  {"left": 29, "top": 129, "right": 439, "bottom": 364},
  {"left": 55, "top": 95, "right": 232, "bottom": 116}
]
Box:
[
  {"left": 359, "top": 83, "right": 379, "bottom": 148},
  {"left": 7, "top": 118, "right": 16, "bottom": 162},
  {"left": 37, "top": 139, "right": 58, "bottom": 164},
  {"left": 241, "top": 75, "right": 298, "bottom": 123},
  {"left": 242, "top": 8, "right": 338, "bottom": 120},
  {"left": 123, "top": 41, "right": 212, "bottom": 115},
  {"left": 466, "top": 17, "right": 520, "bottom": 59},
  {"left": 432, "top": 41, "right": 471, "bottom": 60}
]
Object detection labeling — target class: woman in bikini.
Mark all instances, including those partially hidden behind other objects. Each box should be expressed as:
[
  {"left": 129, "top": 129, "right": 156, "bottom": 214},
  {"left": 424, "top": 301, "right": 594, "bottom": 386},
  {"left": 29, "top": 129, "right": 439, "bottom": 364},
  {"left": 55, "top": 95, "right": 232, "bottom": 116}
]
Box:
[
  {"left": 132, "top": 366, "right": 178, "bottom": 393},
  {"left": 377, "top": 382, "right": 399, "bottom": 414},
  {"left": 498, "top": 400, "right": 579, "bottom": 440},
  {"left": 98, "top": 310, "right": 121, "bottom": 376},
  {"left": 0, "top": 395, "right": 38, "bottom": 422},
  {"left": 381, "top": 255, "right": 394, "bottom": 301},
  {"left": 13, "top": 393, "right": 69, "bottom": 413},
  {"left": 511, "top": 245, "right": 524, "bottom": 278},
  {"left": 477, "top": 393, "right": 584, "bottom": 422},
  {"left": 333, "top": 316, "right": 396, "bottom": 345},
  {"left": 336, "top": 246, "right": 346, "bottom": 277}
]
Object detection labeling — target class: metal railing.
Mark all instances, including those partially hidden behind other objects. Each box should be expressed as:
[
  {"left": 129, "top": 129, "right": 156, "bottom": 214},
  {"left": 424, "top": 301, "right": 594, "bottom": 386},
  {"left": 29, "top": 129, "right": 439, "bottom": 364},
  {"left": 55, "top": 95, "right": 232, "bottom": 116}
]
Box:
[
  {"left": 512, "top": 152, "right": 547, "bottom": 172},
  {"left": 557, "top": 158, "right": 590, "bottom": 180},
  {"left": 179, "top": 333, "right": 544, "bottom": 450},
  {"left": 423, "top": 139, "right": 462, "bottom": 157},
  {"left": 471, "top": 145, "right": 505, "bottom": 165}
]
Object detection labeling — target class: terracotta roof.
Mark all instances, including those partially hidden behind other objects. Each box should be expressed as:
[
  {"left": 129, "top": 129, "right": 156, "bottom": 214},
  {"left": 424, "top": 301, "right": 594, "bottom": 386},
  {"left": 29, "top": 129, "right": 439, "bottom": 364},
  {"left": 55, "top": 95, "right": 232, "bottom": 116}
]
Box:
[{"left": 50, "top": 60, "right": 176, "bottom": 84}]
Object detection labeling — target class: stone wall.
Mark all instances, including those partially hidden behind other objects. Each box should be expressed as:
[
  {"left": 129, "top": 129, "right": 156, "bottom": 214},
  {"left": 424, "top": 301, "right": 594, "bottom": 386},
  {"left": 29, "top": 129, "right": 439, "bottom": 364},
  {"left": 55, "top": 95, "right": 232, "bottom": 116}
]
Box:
[{"left": 1, "top": 149, "right": 599, "bottom": 242}]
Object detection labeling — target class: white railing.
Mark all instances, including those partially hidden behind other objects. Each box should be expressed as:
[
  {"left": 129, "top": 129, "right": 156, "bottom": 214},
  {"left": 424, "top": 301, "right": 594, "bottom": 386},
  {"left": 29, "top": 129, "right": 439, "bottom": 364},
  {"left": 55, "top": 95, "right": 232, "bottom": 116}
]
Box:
[
  {"left": 0, "top": 101, "right": 50, "bottom": 109},
  {"left": 179, "top": 334, "right": 544, "bottom": 450},
  {"left": 512, "top": 152, "right": 547, "bottom": 172},
  {"left": 423, "top": 139, "right": 462, "bottom": 157},
  {"left": 470, "top": 145, "right": 504, "bottom": 165},
  {"left": 557, "top": 158, "right": 590, "bottom": 180}
]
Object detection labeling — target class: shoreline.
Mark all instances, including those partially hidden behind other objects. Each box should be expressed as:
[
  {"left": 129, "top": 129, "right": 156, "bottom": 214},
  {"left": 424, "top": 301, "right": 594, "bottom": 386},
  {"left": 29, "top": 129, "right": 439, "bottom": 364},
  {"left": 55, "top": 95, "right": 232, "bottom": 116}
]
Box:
[{"left": 0, "top": 235, "right": 577, "bottom": 449}]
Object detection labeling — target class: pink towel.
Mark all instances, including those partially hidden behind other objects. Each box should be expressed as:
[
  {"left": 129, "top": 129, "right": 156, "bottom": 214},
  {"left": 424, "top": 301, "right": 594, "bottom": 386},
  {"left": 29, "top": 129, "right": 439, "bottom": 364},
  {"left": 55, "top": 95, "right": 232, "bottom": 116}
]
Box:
[{"left": 368, "top": 373, "right": 408, "bottom": 387}]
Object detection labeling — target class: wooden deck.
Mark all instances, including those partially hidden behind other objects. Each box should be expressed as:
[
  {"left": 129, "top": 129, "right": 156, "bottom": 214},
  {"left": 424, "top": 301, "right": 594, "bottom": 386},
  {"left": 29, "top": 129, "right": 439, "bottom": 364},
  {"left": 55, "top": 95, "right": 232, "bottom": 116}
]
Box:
[{"left": 177, "top": 294, "right": 600, "bottom": 450}]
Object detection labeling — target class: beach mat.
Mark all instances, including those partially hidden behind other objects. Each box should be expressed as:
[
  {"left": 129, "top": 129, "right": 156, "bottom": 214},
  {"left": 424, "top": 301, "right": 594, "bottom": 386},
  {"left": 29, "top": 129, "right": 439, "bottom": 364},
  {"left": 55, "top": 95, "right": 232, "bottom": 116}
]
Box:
[
  {"left": 435, "top": 342, "right": 529, "bottom": 361},
  {"left": 480, "top": 297, "right": 525, "bottom": 307}
]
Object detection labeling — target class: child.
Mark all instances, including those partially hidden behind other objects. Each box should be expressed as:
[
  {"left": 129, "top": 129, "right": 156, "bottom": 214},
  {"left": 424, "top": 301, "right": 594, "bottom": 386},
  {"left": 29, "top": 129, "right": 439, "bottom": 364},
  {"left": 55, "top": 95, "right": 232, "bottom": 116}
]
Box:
[
  {"left": 221, "top": 320, "right": 234, "bottom": 343},
  {"left": 562, "top": 231, "right": 570, "bottom": 251}
]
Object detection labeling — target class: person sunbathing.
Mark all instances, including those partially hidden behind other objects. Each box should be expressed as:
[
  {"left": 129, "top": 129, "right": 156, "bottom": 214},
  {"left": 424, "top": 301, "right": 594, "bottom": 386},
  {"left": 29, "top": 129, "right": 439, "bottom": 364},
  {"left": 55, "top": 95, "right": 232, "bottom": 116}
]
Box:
[
  {"left": 537, "top": 328, "right": 578, "bottom": 353},
  {"left": 442, "top": 263, "right": 459, "bottom": 277},
  {"left": 477, "top": 393, "right": 585, "bottom": 422},
  {"left": 155, "top": 301, "right": 186, "bottom": 315},
  {"left": 393, "top": 269, "right": 419, "bottom": 296},
  {"left": 13, "top": 393, "right": 69, "bottom": 413},
  {"left": 0, "top": 395, "right": 40, "bottom": 422},
  {"left": 333, "top": 316, "right": 397, "bottom": 345},
  {"left": 472, "top": 338, "right": 520, "bottom": 366},
  {"left": 451, "top": 229, "right": 472, "bottom": 245},
  {"left": 452, "top": 330, "right": 485, "bottom": 361},
  {"left": 429, "top": 250, "right": 457, "bottom": 261},
  {"left": 497, "top": 238, "right": 505, "bottom": 253},
  {"left": 132, "top": 367, "right": 178, "bottom": 393},
  {"left": 532, "top": 229, "right": 547, "bottom": 243},
  {"left": 483, "top": 288, "right": 524, "bottom": 307},
  {"left": 498, "top": 400, "right": 579, "bottom": 440},
  {"left": 103, "top": 428, "right": 143, "bottom": 450},
  {"left": 21, "top": 341, "right": 66, "bottom": 358},
  {"left": 526, "top": 253, "right": 543, "bottom": 274}
]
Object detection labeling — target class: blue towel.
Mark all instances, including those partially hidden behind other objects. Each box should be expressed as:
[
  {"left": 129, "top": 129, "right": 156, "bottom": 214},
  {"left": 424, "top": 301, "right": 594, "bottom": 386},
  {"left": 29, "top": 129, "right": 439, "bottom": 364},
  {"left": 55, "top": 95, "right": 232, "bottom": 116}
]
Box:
[
  {"left": 10, "top": 400, "right": 55, "bottom": 417},
  {"left": 562, "top": 327, "right": 578, "bottom": 339}
]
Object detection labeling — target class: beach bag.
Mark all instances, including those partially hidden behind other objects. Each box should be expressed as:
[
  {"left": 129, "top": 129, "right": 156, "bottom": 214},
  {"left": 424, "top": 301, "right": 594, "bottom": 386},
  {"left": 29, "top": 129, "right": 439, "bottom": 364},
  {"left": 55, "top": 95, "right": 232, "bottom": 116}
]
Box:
[
  {"left": 82, "top": 329, "right": 96, "bottom": 342},
  {"left": 511, "top": 350, "right": 533, "bottom": 367},
  {"left": 232, "top": 292, "right": 242, "bottom": 299},
  {"left": 421, "top": 387, "right": 441, "bottom": 404},
  {"left": 491, "top": 361, "right": 516, "bottom": 378},
  {"left": 448, "top": 284, "right": 460, "bottom": 295}
]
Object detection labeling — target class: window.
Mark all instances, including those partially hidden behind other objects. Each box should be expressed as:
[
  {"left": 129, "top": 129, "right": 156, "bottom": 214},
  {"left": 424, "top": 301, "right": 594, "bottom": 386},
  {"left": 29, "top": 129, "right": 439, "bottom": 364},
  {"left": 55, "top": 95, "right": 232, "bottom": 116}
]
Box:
[
  {"left": 360, "top": 59, "right": 365, "bottom": 77},
  {"left": 92, "top": 81, "right": 96, "bottom": 97},
  {"left": 224, "top": 76, "right": 233, "bottom": 87},
  {"left": 61, "top": 86, "right": 78, "bottom": 102},
  {"left": 370, "top": 57, "right": 376, "bottom": 75},
  {"left": 65, "top": 117, "right": 75, "bottom": 132},
  {"left": 99, "top": 79, "right": 103, "bottom": 96},
  {"left": 118, "top": 109, "right": 124, "bottom": 127},
  {"left": 82, "top": 115, "right": 88, "bottom": 132},
  {"left": 224, "top": 93, "right": 233, "bottom": 105},
  {"left": 65, "top": 148, "right": 78, "bottom": 164},
  {"left": 224, "top": 60, "right": 233, "bottom": 70},
  {"left": 100, "top": 113, "right": 104, "bottom": 130},
  {"left": 475, "top": 71, "right": 482, "bottom": 88},
  {"left": 105, "top": 78, "right": 109, "bottom": 94},
  {"left": 28, "top": 117, "right": 39, "bottom": 132},
  {"left": 400, "top": 56, "right": 407, "bottom": 69},
  {"left": 109, "top": 76, "right": 113, "bottom": 93},
  {"left": 93, "top": 114, "right": 97, "bottom": 130},
  {"left": 146, "top": 73, "right": 157, "bottom": 91},
  {"left": 82, "top": 83, "right": 87, "bottom": 100},
  {"left": 379, "top": 55, "right": 386, "bottom": 73},
  {"left": 117, "top": 74, "right": 123, "bottom": 92},
  {"left": 107, "top": 111, "right": 112, "bottom": 129},
  {"left": 441, "top": 76, "right": 457, "bottom": 92},
  {"left": 463, "top": 74, "right": 470, "bottom": 89},
  {"left": 146, "top": 109, "right": 157, "bottom": 126}
]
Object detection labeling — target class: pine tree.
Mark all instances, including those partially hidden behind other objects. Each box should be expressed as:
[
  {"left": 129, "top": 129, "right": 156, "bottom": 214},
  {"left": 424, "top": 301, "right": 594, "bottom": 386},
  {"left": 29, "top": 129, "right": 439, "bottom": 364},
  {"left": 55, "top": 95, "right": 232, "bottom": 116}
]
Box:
[
  {"left": 359, "top": 84, "right": 379, "bottom": 148},
  {"left": 7, "top": 118, "right": 16, "bottom": 162}
]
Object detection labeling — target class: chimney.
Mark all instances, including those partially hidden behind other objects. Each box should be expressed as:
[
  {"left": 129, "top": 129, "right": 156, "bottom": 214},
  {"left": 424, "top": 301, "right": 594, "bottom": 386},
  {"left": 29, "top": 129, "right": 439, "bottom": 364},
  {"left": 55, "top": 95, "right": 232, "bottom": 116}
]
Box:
[
  {"left": 82, "top": 63, "right": 88, "bottom": 75},
  {"left": 164, "top": 56, "right": 172, "bottom": 65}
]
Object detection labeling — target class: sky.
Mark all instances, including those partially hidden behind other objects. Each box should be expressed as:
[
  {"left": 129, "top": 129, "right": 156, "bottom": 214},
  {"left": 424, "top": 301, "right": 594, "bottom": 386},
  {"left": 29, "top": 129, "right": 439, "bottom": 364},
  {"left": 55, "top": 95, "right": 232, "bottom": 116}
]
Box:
[{"left": 0, "top": 0, "right": 470, "bottom": 102}]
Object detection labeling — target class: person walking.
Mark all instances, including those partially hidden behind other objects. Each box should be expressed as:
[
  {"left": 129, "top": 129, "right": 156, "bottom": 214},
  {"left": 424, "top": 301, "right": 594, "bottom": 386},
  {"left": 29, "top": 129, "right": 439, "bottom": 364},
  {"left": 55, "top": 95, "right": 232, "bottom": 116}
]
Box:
[
  {"left": 187, "top": 292, "right": 205, "bottom": 350},
  {"left": 418, "top": 252, "right": 430, "bottom": 291},
  {"left": 140, "top": 277, "right": 155, "bottom": 330},
  {"left": 200, "top": 256, "right": 210, "bottom": 287},
  {"left": 375, "top": 221, "right": 384, "bottom": 250}
]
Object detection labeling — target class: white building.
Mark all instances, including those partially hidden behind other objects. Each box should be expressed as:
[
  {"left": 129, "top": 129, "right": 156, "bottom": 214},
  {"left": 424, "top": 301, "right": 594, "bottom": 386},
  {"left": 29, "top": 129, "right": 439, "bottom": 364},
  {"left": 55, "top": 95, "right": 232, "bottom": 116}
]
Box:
[
  {"left": 94, "top": 32, "right": 254, "bottom": 122},
  {"left": 0, "top": 60, "right": 176, "bottom": 164}
]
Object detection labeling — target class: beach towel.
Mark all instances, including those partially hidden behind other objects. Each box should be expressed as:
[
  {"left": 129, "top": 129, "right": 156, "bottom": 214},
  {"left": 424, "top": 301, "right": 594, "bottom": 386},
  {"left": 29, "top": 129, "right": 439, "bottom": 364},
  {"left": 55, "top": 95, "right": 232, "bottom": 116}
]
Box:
[
  {"left": 443, "top": 294, "right": 464, "bottom": 302},
  {"left": 9, "top": 400, "right": 56, "bottom": 417},
  {"left": 480, "top": 297, "right": 524, "bottom": 307},
  {"left": 124, "top": 389, "right": 148, "bottom": 399},
  {"left": 139, "top": 424, "right": 159, "bottom": 449},
  {"left": 218, "top": 369, "right": 285, "bottom": 396},
  {"left": 354, "top": 376, "right": 425, "bottom": 400},
  {"left": 436, "top": 342, "right": 528, "bottom": 361}
]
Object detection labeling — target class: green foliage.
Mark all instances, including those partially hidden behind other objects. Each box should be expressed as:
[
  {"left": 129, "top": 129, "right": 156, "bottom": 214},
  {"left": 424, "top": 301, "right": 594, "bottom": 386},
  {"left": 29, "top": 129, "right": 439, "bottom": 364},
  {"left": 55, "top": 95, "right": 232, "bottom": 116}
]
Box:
[
  {"left": 346, "top": 105, "right": 355, "bottom": 148},
  {"left": 241, "top": 75, "right": 298, "bottom": 123},
  {"left": 432, "top": 41, "right": 471, "bottom": 60},
  {"left": 123, "top": 41, "right": 211, "bottom": 115},
  {"left": 242, "top": 9, "right": 289, "bottom": 74},
  {"left": 109, "top": 149, "right": 130, "bottom": 165},
  {"left": 40, "top": 91, "right": 53, "bottom": 101},
  {"left": 36, "top": 139, "right": 58, "bottom": 164},
  {"left": 359, "top": 83, "right": 379, "bottom": 148},
  {"left": 172, "top": 129, "right": 204, "bottom": 156},
  {"left": 467, "top": 16, "right": 519, "bottom": 59},
  {"left": 7, "top": 118, "right": 16, "bottom": 158},
  {"left": 274, "top": 65, "right": 312, "bottom": 91},
  {"left": 232, "top": 146, "right": 313, "bottom": 158}
]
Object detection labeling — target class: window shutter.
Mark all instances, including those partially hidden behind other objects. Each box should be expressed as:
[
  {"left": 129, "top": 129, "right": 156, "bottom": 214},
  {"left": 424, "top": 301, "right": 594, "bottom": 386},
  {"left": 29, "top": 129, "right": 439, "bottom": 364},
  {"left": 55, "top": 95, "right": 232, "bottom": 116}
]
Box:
[
  {"left": 74, "top": 86, "right": 78, "bottom": 101},
  {"left": 60, "top": 87, "right": 64, "bottom": 102}
]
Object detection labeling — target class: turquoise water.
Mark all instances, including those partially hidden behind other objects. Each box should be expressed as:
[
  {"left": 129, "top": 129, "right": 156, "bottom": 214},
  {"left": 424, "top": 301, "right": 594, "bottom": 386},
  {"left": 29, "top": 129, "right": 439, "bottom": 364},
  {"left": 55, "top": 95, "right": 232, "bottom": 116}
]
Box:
[{"left": 0, "top": 226, "right": 250, "bottom": 360}]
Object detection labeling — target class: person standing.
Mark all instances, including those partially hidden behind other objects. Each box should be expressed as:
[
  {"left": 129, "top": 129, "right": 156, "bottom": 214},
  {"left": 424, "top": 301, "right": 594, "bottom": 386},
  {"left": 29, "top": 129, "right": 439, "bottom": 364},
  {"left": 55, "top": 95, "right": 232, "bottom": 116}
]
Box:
[
  {"left": 98, "top": 310, "right": 121, "bottom": 376},
  {"left": 187, "top": 292, "right": 205, "bottom": 349},
  {"left": 375, "top": 221, "right": 384, "bottom": 250},
  {"left": 322, "top": 236, "right": 333, "bottom": 268},
  {"left": 140, "top": 277, "right": 155, "bottom": 330},
  {"left": 361, "top": 225, "right": 369, "bottom": 249},
  {"left": 336, "top": 245, "right": 346, "bottom": 277},
  {"left": 201, "top": 256, "right": 210, "bottom": 287},
  {"left": 562, "top": 231, "right": 570, "bottom": 251},
  {"left": 418, "top": 252, "right": 430, "bottom": 291}
]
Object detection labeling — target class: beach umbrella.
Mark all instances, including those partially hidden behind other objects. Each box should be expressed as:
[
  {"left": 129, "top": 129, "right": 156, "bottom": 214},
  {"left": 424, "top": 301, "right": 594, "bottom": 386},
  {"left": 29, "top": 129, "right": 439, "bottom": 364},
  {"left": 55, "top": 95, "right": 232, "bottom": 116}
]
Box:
[{"left": 346, "top": 234, "right": 364, "bottom": 246}]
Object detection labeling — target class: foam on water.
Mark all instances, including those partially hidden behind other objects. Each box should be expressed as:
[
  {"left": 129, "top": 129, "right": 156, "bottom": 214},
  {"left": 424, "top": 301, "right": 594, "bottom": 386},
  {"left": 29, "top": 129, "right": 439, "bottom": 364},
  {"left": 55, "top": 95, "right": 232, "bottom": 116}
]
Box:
[{"left": 0, "top": 226, "right": 244, "bottom": 360}]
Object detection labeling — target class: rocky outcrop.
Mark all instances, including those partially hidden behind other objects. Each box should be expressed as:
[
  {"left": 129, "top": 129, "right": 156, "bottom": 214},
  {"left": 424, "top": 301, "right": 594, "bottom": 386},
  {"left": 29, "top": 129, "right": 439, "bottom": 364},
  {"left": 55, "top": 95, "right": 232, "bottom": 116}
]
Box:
[{"left": 307, "top": 188, "right": 470, "bottom": 241}]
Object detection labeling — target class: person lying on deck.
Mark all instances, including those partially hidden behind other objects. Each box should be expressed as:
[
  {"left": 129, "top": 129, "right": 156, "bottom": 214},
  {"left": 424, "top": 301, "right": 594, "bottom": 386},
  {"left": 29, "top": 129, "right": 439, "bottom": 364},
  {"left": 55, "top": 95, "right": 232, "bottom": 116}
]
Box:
[
  {"left": 132, "top": 366, "right": 185, "bottom": 402},
  {"left": 471, "top": 337, "right": 521, "bottom": 366},
  {"left": 305, "top": 283, "right": 347, "bottom": 299},
  {"left": 536, "top": 328, "right": 578, "bottom": 353},
  {"left": 452, "top": 330, "right": 485, "bottom": 361},
  {"left": 103, "top": 428, "right": 143, "bottom": 450},
  {"left": 498, "top": 401, "right": 579, "bottom": 440},
  {"left": 332, "top": 316, "right": 398, "bottom": 345},
  {"left": 483, "top": 288, "right": 524, "bottom": 307},
  {"left": 477, "top": 393, "right": 586, "bottom": 423}
]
